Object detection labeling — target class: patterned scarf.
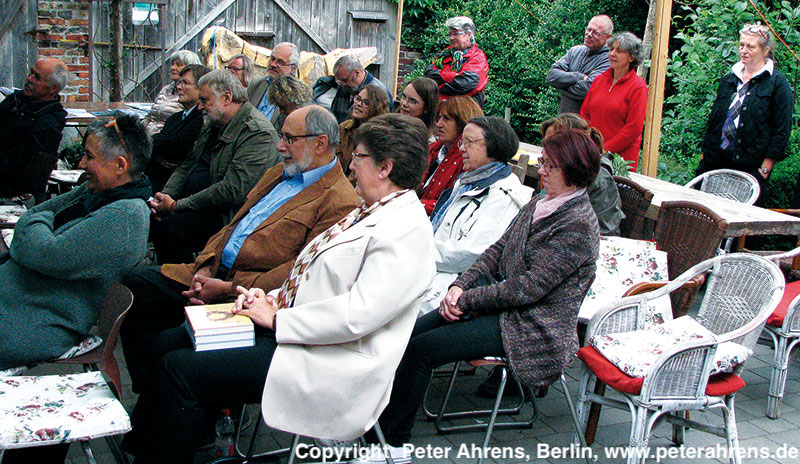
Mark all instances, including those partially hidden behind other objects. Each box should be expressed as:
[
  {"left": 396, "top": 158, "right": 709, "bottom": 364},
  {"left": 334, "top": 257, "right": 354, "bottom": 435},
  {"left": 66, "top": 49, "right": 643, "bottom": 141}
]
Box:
[
  {"left": 274, "top": 189, "right": 409, "bottom": 309},
  {"left": 433, "top": 47, "right": 468, "bottom": 73}
]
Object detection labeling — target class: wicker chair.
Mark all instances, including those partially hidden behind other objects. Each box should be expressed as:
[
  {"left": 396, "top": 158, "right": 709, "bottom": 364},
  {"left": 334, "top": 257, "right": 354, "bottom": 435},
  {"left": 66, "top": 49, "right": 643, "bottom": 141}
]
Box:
[
  {"left": 615, "top": 176, "right": 654, "bottom": 240},
  {"left": 569, "top": 253, "right": 784, "bottom": 464},
  {"left": 653, "top": 201, "right": 729, "bottom": 317},
  {"left": 755, "top": 246, "right": 800, "bottom": 419},
  {"left": 685, "top": 169, "right": 760, "bottom": 204}
]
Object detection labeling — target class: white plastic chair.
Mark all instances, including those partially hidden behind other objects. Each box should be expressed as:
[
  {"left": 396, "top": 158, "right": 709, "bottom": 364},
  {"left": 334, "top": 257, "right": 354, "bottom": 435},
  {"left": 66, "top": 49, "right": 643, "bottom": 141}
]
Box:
[{"left": 567, "top": 253, "right": 783, "bottom": 464}]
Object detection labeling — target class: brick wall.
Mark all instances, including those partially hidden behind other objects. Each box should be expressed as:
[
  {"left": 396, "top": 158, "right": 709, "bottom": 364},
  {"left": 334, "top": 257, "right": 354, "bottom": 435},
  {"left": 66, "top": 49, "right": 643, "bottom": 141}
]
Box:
[
  {"left": 396, "top": 43, "right": 423, "bottom": 95},
  {"left": 37, "top": 0, "right": 90, "bottom": 102}
]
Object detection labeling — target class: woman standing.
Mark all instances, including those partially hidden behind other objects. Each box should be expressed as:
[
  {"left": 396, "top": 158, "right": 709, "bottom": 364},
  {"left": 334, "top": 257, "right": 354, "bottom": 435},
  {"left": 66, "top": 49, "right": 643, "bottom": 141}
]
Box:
[
  {"left": 337, "top": 85, "right": 390, "bottom": 175},
  {"left": 699, "top": 23, "right": 793, "bottom": 204},
  {"left": 424, "top": 16, "right": 489, "bottom": 106},
  {"left": 142, "top": 50, "right": 202, "bottom": 135},
  {"left": 398, "top": 77, "right": 439, "bottom": 141},
  {"left": 581, "top": 32, "right": 648, "bottom": 170},
  {"left": 420, "top": 96, "right": 484, "bottom": 215}
]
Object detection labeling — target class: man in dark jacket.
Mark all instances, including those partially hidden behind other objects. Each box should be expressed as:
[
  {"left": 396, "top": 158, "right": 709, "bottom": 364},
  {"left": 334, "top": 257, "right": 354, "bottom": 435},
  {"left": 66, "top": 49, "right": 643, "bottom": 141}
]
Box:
[{"left": 0, "top": 57, "right": 69, "bottom": 198}]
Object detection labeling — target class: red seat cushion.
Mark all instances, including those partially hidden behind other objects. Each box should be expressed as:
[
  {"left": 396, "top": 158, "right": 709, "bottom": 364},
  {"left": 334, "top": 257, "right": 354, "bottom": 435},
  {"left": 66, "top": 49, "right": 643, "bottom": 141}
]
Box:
[
  {"left": 767, "top": 280, "right": 800, "bottom": 327},
  {"left": 577, "top": 346, "right": 745, "bottom": 396}
]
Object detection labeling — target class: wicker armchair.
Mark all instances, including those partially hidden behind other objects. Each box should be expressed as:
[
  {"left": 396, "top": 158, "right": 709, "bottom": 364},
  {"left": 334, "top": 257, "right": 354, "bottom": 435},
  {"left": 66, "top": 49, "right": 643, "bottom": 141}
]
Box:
[
  {"left": 685, "top": 169, "right": 760, "bottom": 204},
  {"left": 614, "top": 176, "right": 654, "bottom": 240},
  {"left": 569, "top": 253, "right": 784, "bottom": 464},
  {"left": 654, "top": 201, "right": 729, "bottom": 317}
]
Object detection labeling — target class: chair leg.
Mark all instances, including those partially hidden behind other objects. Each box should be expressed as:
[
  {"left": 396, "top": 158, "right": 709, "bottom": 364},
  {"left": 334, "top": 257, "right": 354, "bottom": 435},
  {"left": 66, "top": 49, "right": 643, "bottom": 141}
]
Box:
[
  {"left": 421, "top": 368, "right": 438, "bottom": 420},
  {"left": 584, "top": 380, "right": 606, "bottom": 445},
  {"left": 767, "top": 335, "right": 795, "bottom": 419},
  {"left": 373, "top": 422, "right": 395, "bottom": 464},
  {"left": 628, "top": 406, "right": 651, "bottom": 464},
  {"left": 573, "top": 366, "right": 594, "bottom": 446},
  {"left": 671, "top": 411, "right": 687, "bottom": 445},
  {"left": 432, "top": 361, "right": 462, "bottom": 432},
  {"left": 80, "top": 440, "right": 99, "bottom": 464},
  {"left": 723, "top": 395, "right": 741, "bottom": 464},
  {"left": 104, "top": 434, "right": 131, "bottom": 464},
  {"left": 560, "top": 374, "right": 590, "bottom": 464},
  {"left": 476, "top": 367, "right": 509, "bottom": 464}
]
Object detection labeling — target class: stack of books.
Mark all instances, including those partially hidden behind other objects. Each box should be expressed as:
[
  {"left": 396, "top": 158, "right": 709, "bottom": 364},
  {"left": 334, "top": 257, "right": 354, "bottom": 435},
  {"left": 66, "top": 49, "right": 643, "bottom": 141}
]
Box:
[{"left": 184, "top": 303, "right": 255, "bottom": 351}]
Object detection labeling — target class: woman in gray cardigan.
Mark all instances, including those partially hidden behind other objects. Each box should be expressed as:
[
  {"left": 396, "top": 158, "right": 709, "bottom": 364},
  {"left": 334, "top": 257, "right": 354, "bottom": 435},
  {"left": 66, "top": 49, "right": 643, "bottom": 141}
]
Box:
[
  {"left": 0, "top": 114, "right": 152, "bottom": 370},
  {"left": 366, "top": 129, "right": 601, "bottom": 459}
]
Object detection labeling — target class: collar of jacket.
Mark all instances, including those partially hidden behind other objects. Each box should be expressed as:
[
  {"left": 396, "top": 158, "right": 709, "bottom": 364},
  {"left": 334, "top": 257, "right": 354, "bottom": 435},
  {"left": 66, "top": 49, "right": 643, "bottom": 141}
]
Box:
[{"left": 218, "top": 101, "right": 259, "bottom": 143}]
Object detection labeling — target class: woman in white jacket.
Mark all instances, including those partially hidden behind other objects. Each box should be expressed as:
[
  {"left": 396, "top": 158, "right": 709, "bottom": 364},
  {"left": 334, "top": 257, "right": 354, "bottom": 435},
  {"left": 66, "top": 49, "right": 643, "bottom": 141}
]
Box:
[{"left": 422, "top": 116, "right": 533, "bottom": 315}]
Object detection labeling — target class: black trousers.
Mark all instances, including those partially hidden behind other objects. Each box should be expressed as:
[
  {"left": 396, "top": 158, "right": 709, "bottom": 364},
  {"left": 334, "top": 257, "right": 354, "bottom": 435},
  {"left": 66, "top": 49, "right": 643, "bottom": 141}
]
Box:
[
  {"left": 150, "top": 210, "right": 223, "bottom": 264},
  {"left": 127, "top": 326, "right": 277, "bottom": 464},
  {"left": 376, "top": 311, "right": 504, "bottom": 446},
  {"left": 120, "top": 265, "right": 189, "bottom": 393}
]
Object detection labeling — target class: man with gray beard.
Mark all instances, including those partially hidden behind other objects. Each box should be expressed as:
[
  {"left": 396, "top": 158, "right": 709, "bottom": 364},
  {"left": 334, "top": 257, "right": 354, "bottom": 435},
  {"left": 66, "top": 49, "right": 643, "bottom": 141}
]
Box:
[{"left": 120, "top": 105, "right": 360, "bottom": 394}]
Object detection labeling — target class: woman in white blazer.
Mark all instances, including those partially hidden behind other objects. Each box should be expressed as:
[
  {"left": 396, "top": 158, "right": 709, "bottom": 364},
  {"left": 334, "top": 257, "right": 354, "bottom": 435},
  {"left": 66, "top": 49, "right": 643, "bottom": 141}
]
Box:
[
  {"left": 124, "top": 111, "right": 435, "bottom": 464},
  {"left": 422, "top": 116, "right": 533, "bottom": 315}
]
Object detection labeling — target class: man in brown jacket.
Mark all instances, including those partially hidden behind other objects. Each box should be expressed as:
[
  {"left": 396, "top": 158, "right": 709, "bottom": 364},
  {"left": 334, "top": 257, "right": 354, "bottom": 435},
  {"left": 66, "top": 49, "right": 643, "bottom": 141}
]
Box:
[{"left": 120, "top": 106, "right": 360, "bottom": 392}]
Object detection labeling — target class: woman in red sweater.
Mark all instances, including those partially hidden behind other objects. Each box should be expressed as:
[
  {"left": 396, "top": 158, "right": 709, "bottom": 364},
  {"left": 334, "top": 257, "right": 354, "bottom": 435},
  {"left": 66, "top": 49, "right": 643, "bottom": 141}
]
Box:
[
  {"left": 420, "top": 96, "right": 484, "bottom": 214},
  {"left": 581, "top": 32, "right": 648, "bottom": 170}
]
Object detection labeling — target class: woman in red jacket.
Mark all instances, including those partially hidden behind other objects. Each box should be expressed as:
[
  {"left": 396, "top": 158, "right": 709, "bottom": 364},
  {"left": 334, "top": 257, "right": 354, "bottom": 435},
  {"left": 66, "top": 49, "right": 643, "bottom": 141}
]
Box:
[
  {"left": 581, "top": 32, "right": 648, "bottom": 170},
  {"left": 420, "top": 96, "right": 483, "bottom": 215}
]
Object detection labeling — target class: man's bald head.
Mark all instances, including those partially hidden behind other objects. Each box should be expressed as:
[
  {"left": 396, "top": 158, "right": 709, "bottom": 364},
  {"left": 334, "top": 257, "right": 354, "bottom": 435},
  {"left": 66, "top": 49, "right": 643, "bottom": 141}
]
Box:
[{"left": 23, "top": 57, "right": 69, "bottom": 102}]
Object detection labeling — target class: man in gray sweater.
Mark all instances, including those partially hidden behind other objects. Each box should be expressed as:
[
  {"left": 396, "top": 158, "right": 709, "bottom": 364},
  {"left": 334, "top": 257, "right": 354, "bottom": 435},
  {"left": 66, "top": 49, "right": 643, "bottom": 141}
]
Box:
[{"left": 546, "top": 15, "right": 613, "bottom": 114}]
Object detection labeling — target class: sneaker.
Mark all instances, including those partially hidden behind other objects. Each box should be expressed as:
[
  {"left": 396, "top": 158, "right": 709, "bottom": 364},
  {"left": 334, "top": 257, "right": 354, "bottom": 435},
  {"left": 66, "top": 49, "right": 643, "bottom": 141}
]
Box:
[{"left": 350, "top": 444, "right": 411, "bottom": 464}]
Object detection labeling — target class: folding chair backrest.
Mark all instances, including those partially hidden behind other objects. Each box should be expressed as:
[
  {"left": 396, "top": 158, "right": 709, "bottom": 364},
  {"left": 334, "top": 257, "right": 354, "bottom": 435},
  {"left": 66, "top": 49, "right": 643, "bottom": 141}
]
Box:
[
  {"left": 98, "top": 284, "right": 134, "bottom": 398},
  {"left": 614, "top": 175, "right": 653, "bottom": 240}
]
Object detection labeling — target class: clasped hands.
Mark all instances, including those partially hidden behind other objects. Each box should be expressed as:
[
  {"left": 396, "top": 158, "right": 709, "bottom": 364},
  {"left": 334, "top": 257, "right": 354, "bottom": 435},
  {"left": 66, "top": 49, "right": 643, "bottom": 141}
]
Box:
[
  {"left": 148, "top": 192, "right": 176, "bottom": 218},
  {"left": 232, "top": 286, "right": 278, "bottom": 330},
  {"left": 439, "top": 286, "right": 465, "bottom": 322},
  {"left": 181, "top": 267, "right": 233, "bottom": 305}
]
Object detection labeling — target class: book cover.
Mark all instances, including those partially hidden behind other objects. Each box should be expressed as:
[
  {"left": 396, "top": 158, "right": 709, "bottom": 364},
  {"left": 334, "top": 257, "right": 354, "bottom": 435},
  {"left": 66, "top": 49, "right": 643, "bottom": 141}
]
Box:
[{"left": 185, "top": 302, "right": 254, "bottom": 335}]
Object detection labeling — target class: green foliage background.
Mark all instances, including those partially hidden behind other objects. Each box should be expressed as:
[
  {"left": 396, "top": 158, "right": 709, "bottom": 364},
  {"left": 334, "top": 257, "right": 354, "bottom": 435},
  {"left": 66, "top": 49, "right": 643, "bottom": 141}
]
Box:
[
  {"left": 660, "top": 0, "right": 800, "bottom": 208},
  {"left": 396, "top": 0, "right": 648, "bottom": 145}
]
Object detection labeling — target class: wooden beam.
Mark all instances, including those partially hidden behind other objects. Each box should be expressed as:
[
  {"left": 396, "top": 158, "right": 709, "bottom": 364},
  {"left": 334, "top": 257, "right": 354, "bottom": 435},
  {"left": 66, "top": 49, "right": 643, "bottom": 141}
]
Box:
[
  {"left": 640, "top": 0, "right": 673, "bottom": 177},
  {"left": 272, "top": 0, "right": 332, "bottom": 53},
  {"left": 392, "top": 0, "right": 403, "bottom": 96},
  {"left": 122, "top": 0, "right": 236, "bottom": 97}
]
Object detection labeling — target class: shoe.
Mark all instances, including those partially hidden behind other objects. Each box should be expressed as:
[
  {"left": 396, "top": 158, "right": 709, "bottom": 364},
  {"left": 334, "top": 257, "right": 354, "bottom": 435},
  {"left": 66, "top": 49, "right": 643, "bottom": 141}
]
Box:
[
  {"left": 475, "top": 366, "right": 531, "bottom": 399},
  {"left": 349, "top": 444, "right": 411, "bottom": 464}
]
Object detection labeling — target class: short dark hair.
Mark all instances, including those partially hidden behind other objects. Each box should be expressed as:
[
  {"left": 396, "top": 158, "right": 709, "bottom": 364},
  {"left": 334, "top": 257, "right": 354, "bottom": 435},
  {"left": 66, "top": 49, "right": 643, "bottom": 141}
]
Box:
[
  {"left": 465, "top": 116, "right": 518, "bottom": 164},
  {"left": 179, "top": 64, "right": 210, "bottom": 82},
  {"left": 403, "top": 77, "right": 439, "bottom": 130},
  {"left": 352, "top": 114, "right": 429, "bottom": 190},
  {"left": 542, "top": 129, "right": 600, "bottom": 188},
  {"left": 85, "top": 112, "right": 152, "bottom": 178}
]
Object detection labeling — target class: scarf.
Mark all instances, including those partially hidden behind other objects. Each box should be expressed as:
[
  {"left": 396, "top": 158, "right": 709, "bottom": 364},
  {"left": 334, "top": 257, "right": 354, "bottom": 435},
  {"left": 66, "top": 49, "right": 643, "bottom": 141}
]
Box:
[
  {"left": 532, "top": 188, "right": 585, "bottom": 224},
  {"left": 53, "top": 175, "right": 152, "bottom": 230},
  {"left": 431, "top": 161, "right": 509, "bottom": 231},
  {"left": 433, "top": 46, "right": 469, "bottom": 73}
]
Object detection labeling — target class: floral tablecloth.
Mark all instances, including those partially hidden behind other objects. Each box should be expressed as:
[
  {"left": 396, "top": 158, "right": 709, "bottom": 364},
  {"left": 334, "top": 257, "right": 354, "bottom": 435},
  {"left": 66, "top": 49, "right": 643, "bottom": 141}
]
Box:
[
  {"left": 0, "top": 371, "right": 130, "bottom": 449},
  {"left": 579, "top": 236, "right": 671, "bottom": 324}
]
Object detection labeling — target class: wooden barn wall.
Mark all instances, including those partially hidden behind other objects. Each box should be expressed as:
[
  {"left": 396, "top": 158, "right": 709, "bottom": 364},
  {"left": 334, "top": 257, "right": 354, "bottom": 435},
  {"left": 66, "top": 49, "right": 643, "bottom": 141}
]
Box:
[
  {"left": 91, "top": 0, "right": 397, "bottom": 102},
  {"left": 0, "top": 0, "right": 37, "bottom": 89}
]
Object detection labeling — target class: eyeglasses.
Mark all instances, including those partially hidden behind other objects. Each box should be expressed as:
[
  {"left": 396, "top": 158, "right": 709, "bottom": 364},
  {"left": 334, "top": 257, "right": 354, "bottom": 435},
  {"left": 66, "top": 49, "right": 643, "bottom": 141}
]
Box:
[
  {"left": 539, "top": 156, "right": 561, "bottom": 173},
  {"left": 269, "top": 55, "right": 292, "bottom": 67},
  {"left": 585, "top": 27, "right": 608, "bottom": 37},
  {"left": 741, "top": 24, "right": 770, "bottom": 41},
  {"left": 353, "top": 95, "right": 368, "bottom": 105},
  {"left": 448, "top": 30, "right": 467, "bottom": 38},
  {"left": 335, "top": 70, "right": 356, "bottom": 87},
  {"left": 458, "top": 137, "right": 484, "bottom": 148},
  {"left": 279, "top": 133, "right": 322, "bottom": 144},
  {"left": 104, "top": 118, "right": 132, "bottom": 159},
  {"left": 225, "top": 65, "right": 244, "bottom": 72},
  {"left": 351, "top": 152, "right": 371, "bottom": 161}
]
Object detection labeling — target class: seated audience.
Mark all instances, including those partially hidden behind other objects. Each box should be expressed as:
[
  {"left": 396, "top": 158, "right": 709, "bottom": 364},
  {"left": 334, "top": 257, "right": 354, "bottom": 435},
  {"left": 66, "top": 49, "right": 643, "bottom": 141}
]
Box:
[
  {"left": 225, "top": 53, "right": 255, "bottom": 89},
  {"left": 145, "top": 64, "right": 210, "bottom": 192},
  {"left": 422, "top": 116, "right": 533, "bottom": 315},
  {"left": 366, "top": 129, "right": 600, "bottom": 462},
  {"left": 424, "top": 16, "right": 489, "bottom": 106},
  {"left": 337, "top": 84, "right": 390, "bottom": 175},
  {"left": 328, "top": 55, "right": 392, "bottom": 123},
  {"left": 0, "top": 113, "right": 151, "bottom": 370},
  {"left": 398, "top": 77, "right": 439, "bottom": 141},
  {"left": 148, "top": 69, "right": 279, "bottom": 264},
  {"left": 122, "top": 113, "right": 435, "bottom": 464},
  {"left": 121, "top": 105, "right": 360, "bottom": 395},
  {"left": 143, "top": 50, "right": 202, "bottom": 135},
  {"left": 420, "top": 96, "right": 484, "bottom": 215},
  {"left": 541, "top": 113, "right": 623, "bottom": 235},
  {"left": 580, "top": 32, "right": 647, "bottom": 170},
  {"left": 248, "top": 42, "right": 300, "bottom": 121},
  {"left": 0, "top": 57, "right": 69, "bottom": 198},
  {"left": 266, "top": 74, "right": 312, "bottom": 133}
]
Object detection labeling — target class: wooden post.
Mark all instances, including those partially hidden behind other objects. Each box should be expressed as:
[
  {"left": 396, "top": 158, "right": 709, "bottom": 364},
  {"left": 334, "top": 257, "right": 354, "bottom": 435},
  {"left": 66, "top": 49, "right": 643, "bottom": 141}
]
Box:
[
  {"left": 109, "top": 0, "right": 123, "bottom": 102},
  {"left": 392, "top": 0, "right": 404, "bottom": 98},
  {"left": 640, "top": 0, "right": 673, "bottom": 177}
]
